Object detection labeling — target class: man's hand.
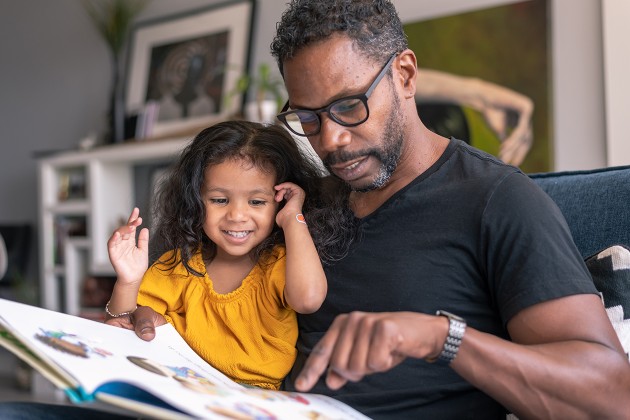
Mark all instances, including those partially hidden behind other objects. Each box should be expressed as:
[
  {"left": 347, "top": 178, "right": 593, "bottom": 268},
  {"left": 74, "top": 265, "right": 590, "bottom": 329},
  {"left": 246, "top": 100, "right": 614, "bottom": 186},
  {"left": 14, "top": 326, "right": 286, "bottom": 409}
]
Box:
[
  {"left": 104, "top": 305, "right": 167, "bottom": 341},
  {"left": 294, "top": 311, "right": 447, "bottom": 391}
]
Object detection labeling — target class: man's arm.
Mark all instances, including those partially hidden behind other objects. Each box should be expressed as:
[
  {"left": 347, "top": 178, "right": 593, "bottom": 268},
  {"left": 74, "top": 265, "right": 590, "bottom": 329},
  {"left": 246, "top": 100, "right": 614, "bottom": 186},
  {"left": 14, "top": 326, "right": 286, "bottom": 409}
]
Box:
[
  {"left": 456, "top": 294, "right": 628, "bottom": 417},
  {"left": 294, "top": 294, "right": 630, "bottom": 418}
]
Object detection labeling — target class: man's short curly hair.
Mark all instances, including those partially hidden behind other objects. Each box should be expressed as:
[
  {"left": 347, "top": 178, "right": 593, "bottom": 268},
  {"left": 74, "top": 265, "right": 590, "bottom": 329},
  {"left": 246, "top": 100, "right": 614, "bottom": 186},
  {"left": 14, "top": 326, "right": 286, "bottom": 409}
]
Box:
[{"left": 270, "top": 0, "right": 408, "bottom": 74}]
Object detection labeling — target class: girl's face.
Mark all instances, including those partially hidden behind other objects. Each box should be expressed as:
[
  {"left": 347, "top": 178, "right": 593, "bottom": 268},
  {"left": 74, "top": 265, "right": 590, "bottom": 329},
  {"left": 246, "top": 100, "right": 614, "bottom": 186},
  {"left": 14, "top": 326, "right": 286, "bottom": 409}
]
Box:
[{"left": 201, "top": 158, "right": 279, "bottom": 260}]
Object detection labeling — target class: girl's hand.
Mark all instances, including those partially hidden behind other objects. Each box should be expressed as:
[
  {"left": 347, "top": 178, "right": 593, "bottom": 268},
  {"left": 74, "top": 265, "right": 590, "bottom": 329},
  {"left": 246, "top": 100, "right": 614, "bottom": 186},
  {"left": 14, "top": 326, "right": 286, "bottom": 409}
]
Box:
[
  {"left": 274, "top": 182, "right": 306, "bottom": 228},
  {"left": 107, "top": 207, "right": 149, "bottom": 286}
]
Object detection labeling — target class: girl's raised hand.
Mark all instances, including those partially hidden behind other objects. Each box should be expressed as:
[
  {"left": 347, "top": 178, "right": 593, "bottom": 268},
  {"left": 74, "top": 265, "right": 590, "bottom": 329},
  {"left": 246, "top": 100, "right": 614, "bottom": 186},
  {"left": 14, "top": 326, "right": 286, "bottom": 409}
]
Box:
[
  {"left": 274, "top": 182, "right": 306, "bottom": 228},
  {"left": 107, "top": 207, "right": 149, "bottom": 286}
]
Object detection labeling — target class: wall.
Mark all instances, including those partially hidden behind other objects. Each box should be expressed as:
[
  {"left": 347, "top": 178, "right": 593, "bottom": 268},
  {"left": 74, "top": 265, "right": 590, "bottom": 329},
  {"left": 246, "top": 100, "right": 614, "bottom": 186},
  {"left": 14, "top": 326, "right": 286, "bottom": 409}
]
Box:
[{"left": 0, "top": 0, "right": 607, "bottom": 293}]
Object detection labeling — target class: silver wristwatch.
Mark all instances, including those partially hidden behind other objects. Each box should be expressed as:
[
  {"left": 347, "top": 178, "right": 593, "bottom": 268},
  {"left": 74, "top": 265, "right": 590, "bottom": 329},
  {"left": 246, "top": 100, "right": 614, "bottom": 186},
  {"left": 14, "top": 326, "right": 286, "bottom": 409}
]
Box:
[{"left": 427, "top": 310, "right": 467, "bottom": 365}]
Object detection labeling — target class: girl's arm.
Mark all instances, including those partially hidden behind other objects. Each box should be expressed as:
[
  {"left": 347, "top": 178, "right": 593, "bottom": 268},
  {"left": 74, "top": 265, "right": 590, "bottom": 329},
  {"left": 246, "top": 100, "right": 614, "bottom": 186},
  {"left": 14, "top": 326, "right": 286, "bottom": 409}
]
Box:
[
  {"left": 105, "top": 207, "right": 149, "bottom": 322},
  {"left": 274, "top": 182, "right": 327, "bottom": 314}
]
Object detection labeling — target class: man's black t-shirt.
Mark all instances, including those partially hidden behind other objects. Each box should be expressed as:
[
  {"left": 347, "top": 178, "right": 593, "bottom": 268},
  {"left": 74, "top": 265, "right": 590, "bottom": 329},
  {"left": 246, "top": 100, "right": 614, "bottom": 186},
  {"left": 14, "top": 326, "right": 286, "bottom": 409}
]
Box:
[{"left": 286, "top": 139, "right": 597, "bottom": 419}]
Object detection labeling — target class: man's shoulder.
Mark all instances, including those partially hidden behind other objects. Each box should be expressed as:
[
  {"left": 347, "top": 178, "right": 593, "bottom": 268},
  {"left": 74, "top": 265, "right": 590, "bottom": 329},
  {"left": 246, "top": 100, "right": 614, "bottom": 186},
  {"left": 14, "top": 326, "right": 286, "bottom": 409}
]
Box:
[
  {"left": 452, "top": 139, "right": 519, "bottom": 175},
  {"left": 419, "top": 139, "right": 523, "bottom": 191}
]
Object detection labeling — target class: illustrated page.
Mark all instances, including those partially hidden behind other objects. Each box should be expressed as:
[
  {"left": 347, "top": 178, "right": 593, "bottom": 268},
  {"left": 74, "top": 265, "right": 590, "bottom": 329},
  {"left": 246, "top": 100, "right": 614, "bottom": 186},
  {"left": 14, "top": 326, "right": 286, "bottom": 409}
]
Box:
[{"left": 0, "top": 299, "right": 370, "bottom": 419}]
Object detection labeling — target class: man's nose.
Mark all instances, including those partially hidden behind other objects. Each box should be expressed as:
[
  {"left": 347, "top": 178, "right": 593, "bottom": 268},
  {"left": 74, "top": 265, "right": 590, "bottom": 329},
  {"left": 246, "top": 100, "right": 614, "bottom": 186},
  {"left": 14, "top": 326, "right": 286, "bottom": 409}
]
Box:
[{"left": 316, "top": 114, "right": 351, "bottom": 153}]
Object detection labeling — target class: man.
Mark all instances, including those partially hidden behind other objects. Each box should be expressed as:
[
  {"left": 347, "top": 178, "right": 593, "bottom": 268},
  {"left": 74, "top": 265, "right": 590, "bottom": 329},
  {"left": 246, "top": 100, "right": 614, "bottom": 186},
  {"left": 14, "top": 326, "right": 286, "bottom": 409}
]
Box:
[
  {"left": 268, "top": 0, "right": 630, "bottom": 418},
  {"left": 4, "top": 1, "right": 625, "bottom": 419}
]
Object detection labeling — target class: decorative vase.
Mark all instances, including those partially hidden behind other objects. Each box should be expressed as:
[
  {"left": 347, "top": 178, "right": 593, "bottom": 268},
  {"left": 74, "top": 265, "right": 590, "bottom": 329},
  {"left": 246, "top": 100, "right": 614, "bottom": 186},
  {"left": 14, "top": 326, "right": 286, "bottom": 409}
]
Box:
[
  {"left": 244, "top": 99, "right": 278, "bottom": 124},
  {"left": 108, "top": 56, "right": 125, "bottom": 144}
]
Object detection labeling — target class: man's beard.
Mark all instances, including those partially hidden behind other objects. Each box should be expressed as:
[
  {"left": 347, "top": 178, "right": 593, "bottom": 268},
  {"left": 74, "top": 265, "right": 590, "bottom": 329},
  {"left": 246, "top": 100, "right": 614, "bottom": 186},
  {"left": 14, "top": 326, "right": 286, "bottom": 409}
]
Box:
[{"left": 323, "top": 97, "right": 404, "bottom": 193}]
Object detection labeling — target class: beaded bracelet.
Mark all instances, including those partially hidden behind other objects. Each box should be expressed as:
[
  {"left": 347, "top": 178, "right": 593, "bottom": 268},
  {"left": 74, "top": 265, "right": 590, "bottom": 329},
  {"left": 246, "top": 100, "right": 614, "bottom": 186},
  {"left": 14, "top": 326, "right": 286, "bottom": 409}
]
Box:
[{"left": 105, "top": 301, "right": 137, "bottom": 318}]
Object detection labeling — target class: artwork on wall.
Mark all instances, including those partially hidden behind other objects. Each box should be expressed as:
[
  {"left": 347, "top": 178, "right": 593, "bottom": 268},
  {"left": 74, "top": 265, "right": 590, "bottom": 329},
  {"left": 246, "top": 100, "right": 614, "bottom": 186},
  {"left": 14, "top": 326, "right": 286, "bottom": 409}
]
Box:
[
  {"left": 125, "top": 0, "right": 254, "bottom": 138},
  {"left": 403, "top": 0, "right": 551, "bottom": 172}
]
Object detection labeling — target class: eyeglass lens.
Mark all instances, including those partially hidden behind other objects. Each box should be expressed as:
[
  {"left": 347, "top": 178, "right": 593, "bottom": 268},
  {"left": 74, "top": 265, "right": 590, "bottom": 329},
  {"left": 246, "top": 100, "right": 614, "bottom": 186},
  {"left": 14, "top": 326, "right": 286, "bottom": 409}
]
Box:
[{"left": 282, "top": 98, "right": 368, "bottom": 136}]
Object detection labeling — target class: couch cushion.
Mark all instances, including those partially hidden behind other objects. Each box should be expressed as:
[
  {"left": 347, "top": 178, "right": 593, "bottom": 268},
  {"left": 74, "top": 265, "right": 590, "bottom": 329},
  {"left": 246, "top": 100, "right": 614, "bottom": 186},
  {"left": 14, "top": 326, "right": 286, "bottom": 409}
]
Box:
[
  {"left": 530, "top": 165, "right": 630, "bottom": 259},
  {"left": 584, "top": 244, "right": 630, "bottom": 356}
]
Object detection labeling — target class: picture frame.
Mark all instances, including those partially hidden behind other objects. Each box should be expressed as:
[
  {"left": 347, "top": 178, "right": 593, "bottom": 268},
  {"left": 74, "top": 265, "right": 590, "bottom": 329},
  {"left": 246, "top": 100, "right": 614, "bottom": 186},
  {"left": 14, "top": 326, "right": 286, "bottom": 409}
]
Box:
[
  {"left": 125, "top": 0, "right": 255, "bottom": 138},
  {"left": 397, "top": 0, "right": 551, "bottom": 173}
]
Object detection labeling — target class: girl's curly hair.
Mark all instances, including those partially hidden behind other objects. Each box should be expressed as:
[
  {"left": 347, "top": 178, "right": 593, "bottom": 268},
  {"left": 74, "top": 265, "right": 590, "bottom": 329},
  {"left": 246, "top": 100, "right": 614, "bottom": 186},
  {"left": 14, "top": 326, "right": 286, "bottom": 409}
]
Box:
[{"left": 150, "top": 120, "right": 357, "bottom": 276}]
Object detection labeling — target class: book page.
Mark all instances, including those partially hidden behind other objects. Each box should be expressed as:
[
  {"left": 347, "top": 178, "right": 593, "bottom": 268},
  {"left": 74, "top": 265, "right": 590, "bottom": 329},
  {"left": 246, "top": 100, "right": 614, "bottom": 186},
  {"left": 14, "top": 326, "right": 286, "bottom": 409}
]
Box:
[{"left": 0, "top": 298, "right": 370, "bottom": 419}]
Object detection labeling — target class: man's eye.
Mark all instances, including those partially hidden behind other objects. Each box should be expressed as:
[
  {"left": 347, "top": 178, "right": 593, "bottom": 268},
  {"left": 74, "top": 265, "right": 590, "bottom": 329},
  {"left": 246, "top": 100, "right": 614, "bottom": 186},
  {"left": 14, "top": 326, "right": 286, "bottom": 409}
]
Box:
[
  {"left": 296, "top": 111, "right": 318, "bottom": 124},
  {"left": 250, "top": 200, "right": 266, "bottom": 206},
  {"left": 332, "top": 98, "right": 361, "bottom": 114},
  {"left": 210, "top": 198, "right": 228, "bottom": 204}
]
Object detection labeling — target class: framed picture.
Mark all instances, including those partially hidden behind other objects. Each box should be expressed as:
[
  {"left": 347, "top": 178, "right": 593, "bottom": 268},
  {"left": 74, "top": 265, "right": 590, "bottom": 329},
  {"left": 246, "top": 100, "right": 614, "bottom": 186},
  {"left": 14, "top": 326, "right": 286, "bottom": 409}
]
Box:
[
  {"left": 125, "top": 0, "right": 255, "bottom": 138},
  {"left": 399, "top": 0, "right": 551, "bottom": 173}
]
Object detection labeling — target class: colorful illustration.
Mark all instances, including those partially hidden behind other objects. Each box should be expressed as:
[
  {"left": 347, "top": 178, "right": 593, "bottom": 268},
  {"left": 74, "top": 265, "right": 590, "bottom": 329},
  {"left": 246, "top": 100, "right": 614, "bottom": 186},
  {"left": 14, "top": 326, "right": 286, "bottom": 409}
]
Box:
[
  {"left": 282, "top": 391, "right": 310, "bottom": 405},
  {"left": 126, "top": 355, "right": 230, "bottom": 396},
  {"left": 34, "top": 328, "right": 112, "bottom": 359},
  {"left": 206, "top": 402, "right": 278, "bottom": 420}
]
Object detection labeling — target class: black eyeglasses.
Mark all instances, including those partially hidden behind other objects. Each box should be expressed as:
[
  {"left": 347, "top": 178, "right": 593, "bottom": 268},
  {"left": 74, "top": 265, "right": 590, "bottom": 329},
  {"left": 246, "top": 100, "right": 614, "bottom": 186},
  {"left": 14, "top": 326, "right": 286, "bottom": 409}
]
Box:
[{"left": 276, "top": 53, "right": 398, "bottom": 137}]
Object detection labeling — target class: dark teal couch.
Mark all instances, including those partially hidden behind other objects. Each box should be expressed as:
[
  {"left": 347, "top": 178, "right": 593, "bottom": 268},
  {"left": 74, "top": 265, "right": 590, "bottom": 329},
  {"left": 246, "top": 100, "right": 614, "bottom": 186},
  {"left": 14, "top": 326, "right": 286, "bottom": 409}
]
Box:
[{"left": 530, "top": 165, "right": 630, "bottom": 259}]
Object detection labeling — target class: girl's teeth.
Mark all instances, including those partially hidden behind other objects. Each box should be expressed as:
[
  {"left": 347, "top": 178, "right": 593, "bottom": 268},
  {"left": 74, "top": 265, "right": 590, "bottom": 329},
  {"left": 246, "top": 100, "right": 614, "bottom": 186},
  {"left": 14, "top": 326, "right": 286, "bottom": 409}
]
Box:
[{"left": 226, "top": 231, "right": 249, "bottom": 238}]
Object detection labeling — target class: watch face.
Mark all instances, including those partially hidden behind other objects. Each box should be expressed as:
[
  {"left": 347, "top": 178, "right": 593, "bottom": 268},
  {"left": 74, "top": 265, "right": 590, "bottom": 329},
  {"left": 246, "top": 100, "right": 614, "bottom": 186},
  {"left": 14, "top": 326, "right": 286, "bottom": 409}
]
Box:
[{"left": 436, "top": 310, "right": 465, "bottom": 322}]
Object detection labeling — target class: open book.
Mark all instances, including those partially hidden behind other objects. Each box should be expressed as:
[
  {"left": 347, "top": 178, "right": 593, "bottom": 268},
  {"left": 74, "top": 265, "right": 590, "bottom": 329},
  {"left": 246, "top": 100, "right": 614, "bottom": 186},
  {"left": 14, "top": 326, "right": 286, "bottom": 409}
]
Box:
[{"left": 0, "top": 298, "right": 369, "bottom": 419}]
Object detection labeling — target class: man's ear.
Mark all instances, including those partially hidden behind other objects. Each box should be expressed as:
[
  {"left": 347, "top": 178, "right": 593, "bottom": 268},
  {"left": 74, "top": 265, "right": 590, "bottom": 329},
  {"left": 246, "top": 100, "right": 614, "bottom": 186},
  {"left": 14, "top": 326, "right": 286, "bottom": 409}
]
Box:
[{"left": 396, "top": 49, "right": 418, "bottom": 99}]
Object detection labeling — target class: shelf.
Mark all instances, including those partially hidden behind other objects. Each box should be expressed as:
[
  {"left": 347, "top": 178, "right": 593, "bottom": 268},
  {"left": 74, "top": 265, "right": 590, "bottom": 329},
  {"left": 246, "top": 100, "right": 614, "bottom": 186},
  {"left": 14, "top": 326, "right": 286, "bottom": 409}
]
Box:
[
  {"left": 47, "top": 200, "right": 90, "bottom": 214},
  {"left": 50, "top": 266, "right": 65, "bottom": 276},
  {"left": 66, "top": 237, "right": 91, "bottom": 248},
  {"left": 38, "top": 136, "right": 190, "bottom": 315}
]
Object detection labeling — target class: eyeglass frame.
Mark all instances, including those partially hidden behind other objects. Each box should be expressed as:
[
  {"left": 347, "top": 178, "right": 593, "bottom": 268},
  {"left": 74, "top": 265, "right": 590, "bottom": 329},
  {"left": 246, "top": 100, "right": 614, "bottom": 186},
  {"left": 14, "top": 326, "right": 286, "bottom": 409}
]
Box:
[{"left": 276, "top": 52, "right": 398, "bottom": 137}]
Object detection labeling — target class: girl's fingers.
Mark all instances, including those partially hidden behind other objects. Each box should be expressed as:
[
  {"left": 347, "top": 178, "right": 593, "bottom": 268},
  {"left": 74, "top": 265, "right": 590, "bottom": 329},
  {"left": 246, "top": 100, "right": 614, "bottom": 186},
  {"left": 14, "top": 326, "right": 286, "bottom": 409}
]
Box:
[{"left": 127, "top": 207, "right": 140, "bottom": 223}]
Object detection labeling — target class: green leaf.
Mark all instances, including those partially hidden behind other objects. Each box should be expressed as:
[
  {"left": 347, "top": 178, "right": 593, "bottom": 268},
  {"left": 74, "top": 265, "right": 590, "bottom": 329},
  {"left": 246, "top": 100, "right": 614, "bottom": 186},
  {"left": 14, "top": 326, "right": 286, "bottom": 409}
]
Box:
[{"left": 81, "top": 0, "right": 151, "bottom": 56}]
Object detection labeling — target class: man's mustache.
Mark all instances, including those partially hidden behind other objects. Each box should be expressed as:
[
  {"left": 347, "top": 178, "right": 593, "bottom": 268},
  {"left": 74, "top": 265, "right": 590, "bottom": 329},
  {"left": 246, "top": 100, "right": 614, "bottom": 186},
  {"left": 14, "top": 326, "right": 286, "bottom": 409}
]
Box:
[{"left": 324, "top": 149, "right": 381, "bottom": 166}]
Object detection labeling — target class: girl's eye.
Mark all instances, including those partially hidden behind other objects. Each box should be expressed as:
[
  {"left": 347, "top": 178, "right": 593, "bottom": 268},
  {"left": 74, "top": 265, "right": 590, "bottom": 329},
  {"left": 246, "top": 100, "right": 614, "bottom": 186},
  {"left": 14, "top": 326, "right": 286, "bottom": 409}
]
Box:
[
  {"left": 250, "top": 200, "right": 266, "bottom": 206},
  {"left": 210, "top": 198, "right": 228, "bottom": 205}
]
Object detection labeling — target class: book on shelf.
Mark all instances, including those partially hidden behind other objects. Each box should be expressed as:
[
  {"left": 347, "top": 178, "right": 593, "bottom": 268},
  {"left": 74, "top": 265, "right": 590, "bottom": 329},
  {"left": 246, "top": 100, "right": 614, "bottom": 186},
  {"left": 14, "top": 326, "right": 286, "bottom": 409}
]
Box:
[
  {"left": 53, "top": 216, "right": 87, "bottom": 265},
  {"left": 57, "top": 167, "right": 86, "bottom": 201},
  {"left": 129, "top": 100, "right": 160, "bottom": 141},
  {"left": 0, "top": 298, "right": 369, "bottom": 420}
]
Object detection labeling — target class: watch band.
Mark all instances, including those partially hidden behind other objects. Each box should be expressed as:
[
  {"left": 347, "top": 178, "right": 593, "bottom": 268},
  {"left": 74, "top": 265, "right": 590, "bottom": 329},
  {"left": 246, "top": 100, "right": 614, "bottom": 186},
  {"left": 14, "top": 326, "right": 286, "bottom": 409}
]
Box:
[{"left": 426, "top": 310, "right": 467, "bottom": 365}]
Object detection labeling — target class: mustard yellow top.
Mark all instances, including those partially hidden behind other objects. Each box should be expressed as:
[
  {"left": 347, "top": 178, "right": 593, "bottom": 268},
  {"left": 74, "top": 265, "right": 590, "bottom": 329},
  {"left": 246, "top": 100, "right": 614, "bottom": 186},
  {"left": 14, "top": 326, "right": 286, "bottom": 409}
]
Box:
[{"left": 137, "top": 245, "right": 296, "bottom": 390}]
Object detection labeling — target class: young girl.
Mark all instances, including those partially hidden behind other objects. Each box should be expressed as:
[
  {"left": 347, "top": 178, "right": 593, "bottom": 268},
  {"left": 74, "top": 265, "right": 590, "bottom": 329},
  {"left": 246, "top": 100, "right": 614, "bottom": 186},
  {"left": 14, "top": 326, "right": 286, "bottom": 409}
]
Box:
[{"left": 104, "top": 121, "right": 355, "bottom": 390}]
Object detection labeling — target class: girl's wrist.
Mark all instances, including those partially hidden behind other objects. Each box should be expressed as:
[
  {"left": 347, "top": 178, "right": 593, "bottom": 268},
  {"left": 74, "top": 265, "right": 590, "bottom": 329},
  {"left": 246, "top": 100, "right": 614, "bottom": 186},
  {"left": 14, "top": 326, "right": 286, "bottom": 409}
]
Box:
[
  {"left": 295, "top": 213, "right": 306, "bottom": 224},
  {"left": 115, "top": 275, "right": 143, "bottom": 285},
  {"left": 112, "top": 279, "right": 142, "bottom": 296},
  {"left": 279, "top": 212, "right": 306, "bottom": 228},
  {"left": 105, "top": 300, "right": 137, "bottom": 318}
]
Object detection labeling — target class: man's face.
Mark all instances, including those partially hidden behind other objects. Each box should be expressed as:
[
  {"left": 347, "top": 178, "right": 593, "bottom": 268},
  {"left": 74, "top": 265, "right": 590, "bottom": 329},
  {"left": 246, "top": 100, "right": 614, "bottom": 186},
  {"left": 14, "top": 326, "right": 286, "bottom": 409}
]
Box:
[{"left": 282, "top": 37, "right": 404, "bottom": 192}]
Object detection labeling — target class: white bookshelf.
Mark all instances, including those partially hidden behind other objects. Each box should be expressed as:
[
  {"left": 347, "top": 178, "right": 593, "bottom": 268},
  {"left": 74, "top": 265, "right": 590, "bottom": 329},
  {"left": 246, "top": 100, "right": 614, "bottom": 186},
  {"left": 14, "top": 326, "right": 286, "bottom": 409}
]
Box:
[{"left": 37, "top": 137, "right": 191, "bottom": 315}]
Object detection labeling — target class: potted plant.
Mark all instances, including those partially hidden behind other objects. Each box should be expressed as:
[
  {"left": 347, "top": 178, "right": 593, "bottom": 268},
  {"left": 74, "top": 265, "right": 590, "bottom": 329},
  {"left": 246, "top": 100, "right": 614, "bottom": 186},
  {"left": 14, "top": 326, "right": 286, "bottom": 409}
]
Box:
[
  {"left": 228, "top": 62, "right": 286, "bottom": 123},
  {"left": 82, "top": 0, "right": 150, "bottom": 143}
]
